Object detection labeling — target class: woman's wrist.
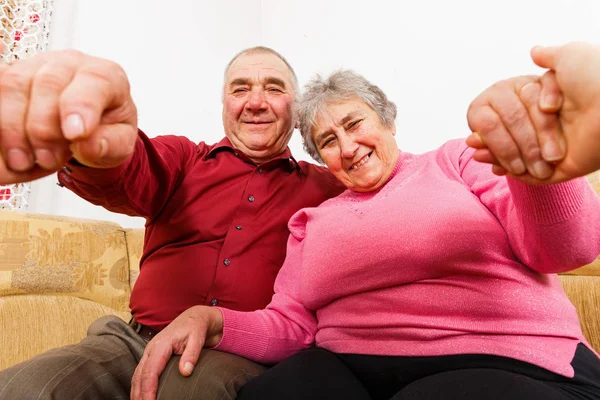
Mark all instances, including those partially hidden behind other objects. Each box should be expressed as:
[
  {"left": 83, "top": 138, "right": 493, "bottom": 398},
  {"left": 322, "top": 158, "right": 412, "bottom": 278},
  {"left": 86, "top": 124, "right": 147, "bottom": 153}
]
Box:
[{"left": 205, "top": 307, "right": 224, "bottom": 347}]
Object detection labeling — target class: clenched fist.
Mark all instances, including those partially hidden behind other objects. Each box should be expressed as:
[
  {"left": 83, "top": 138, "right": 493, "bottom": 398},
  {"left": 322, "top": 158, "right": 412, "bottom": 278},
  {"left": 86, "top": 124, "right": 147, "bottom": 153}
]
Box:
[{"left": 0, "top": 49, "right": 138, "bottom": 184}]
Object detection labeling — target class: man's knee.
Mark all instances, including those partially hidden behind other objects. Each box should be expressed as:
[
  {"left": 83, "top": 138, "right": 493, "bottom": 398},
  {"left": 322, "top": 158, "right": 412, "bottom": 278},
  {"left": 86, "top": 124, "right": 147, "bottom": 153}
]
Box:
[{"left": 157, "top": 350, "right": 267, "bottom": 400}]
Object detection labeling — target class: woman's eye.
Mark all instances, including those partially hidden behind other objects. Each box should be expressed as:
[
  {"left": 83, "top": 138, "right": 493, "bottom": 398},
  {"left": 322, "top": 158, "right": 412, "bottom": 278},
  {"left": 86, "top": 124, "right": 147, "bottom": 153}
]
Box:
[
  {"left": 348, "top": 119, "right": 362, "bottom": 129},
  {"left": 321, "top": 138, "right": 335, "bottom": 148}
]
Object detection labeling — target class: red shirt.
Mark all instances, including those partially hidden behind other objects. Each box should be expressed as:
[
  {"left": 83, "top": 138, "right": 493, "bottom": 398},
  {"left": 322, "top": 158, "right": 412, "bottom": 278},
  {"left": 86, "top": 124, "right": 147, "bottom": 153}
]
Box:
[{"left": 58, "top": 131, "right": 344, "bottom": 330}]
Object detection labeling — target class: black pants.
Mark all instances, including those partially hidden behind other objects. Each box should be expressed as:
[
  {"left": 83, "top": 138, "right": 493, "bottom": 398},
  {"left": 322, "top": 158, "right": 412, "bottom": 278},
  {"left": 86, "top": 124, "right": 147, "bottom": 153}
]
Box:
[{"left": 237, "top": 343, "right": 600, "bottom": 399}]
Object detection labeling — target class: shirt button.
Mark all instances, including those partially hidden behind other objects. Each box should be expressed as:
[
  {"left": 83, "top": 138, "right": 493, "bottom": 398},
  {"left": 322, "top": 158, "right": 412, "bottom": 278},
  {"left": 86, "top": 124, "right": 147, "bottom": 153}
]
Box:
[
  {"left": 258, "top": 167, "right": 263, "bottom": 174},
  {"left": 210, "top": 299, "right": 218, "bottom": 306},
  {"left": 223, "top": 259, "right": 231, "bottom": 266},
  {"left": 248, "top": 195, "right": 255, "bottom": 202},
  {"left": 235, "top": 225, "right": 242, "bottom": 230}
]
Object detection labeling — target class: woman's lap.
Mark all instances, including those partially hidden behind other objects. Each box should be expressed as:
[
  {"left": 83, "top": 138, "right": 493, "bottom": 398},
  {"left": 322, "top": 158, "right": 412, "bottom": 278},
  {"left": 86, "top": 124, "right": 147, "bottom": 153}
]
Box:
[{"left": 238, "top": 344, "right": 600, "bottom": 400}]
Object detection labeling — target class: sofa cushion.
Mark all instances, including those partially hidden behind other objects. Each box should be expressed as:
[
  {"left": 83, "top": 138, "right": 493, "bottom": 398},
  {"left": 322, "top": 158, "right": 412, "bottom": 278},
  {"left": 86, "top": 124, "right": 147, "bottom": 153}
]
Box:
[
  {"left": 0, "top": 294, "right": 130, "bottom": 370},
  {"left": 0, "top": 211, "right": 131, "bottom": 312}
]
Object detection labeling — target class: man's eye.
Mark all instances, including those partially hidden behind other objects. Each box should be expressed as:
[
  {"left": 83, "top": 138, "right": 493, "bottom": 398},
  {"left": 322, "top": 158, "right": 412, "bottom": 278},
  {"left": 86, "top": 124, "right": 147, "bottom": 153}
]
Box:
[
  {"left": 233, "top": 88, "right": 248, "bottom": 93},
  {"left": 267, "top": 87, "right": 283, "bottom": 93}
]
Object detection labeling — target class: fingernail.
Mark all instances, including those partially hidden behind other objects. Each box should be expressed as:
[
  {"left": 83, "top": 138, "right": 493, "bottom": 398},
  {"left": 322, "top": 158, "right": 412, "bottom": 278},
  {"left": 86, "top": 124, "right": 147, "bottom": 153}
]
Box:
[
  {"left": 520, "top": 82, "right": 536, "bottom": 96},
  {"left": 7, "top": 148, "right": 33, "bottom": 171},
  {"left": 533, "top": 160, "right": 553, "bottom": 179},
  {"left": 509, "top": 159, "right": 526, "bottom": 175},
  {"left": 540, "top": 94, "right": 560, "bottom": 110},
  {"left": 99, "top": 138, "right": 108, "bottom": 157},
  {"left": 34, "top": 149, "right": 57, "bottom": 169},
  {"left": 183, "top": 362, "right": 194, "bottom": 375},
  {"left": 63, "top": 113, "right": 85, "bottom": 140},
  {"left": 542, "top": 140, "right": 564, "bottom": 162},
  {"left": 470, "top": 132, "right": 483, "bottom": 145}
]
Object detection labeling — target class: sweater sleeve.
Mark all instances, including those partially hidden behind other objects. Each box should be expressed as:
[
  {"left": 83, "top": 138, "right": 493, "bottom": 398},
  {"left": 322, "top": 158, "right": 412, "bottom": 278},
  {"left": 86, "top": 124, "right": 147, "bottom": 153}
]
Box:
[
  {"left": 451, "top": 140, "right": 600, "bottom": 273},
  {"left": 214, "top": 216, "right": 317, "bottom": 364},
  {"left": 57, "top": 130, "right": 199, "bottom": 219}
]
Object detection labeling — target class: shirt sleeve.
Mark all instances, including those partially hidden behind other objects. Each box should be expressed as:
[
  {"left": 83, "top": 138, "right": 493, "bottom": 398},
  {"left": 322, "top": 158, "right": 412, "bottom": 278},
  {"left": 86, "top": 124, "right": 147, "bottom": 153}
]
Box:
[
  {"left": 449, "top": 139, "right": 600, "bottom": 273},
  {"left": 57, "top": 130, "right": 200, "bottom": 220},
  {"left": 214, "top": 213, "right": 317, "bottom": 364}
]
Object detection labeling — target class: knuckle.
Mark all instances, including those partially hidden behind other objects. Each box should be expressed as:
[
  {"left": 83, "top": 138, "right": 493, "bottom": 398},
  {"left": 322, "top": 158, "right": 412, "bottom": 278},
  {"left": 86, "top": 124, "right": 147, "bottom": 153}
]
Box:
[
  {"left": 470, "top": 110, "right": 502, "bottom": 134},
  {"left": 26, "top": 120, "right": 58, "bottom": 142},
  {"left": 0, "top": 68, "right": 31, "bottom": 92},
  {"left": 498, "top": 104, "right": 526, "bottom": 128},
  {"left": 57, "top": 49, "right": 84, "bottom": 61},
  {"left": 33, "top": 67, "right": 70, "bottom": 93},
  {"left": 534, "top": 113, "right": 559, "bottom": 133},
  {"left": 522, "top": 145, "right": 542, "bottom": 162}
]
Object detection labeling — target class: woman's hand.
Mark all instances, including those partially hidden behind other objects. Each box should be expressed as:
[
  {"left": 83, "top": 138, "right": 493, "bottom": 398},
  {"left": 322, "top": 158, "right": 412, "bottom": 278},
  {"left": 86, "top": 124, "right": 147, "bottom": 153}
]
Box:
[
  {"left": 130, "top": 305, "right": 224, "bottom": 400},
  {"left": 467, "top": 42, "right": 600, "bottom": 184}
]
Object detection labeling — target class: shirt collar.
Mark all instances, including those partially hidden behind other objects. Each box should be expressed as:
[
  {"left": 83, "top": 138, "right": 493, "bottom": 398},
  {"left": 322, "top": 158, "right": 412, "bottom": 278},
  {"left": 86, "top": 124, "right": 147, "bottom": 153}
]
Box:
[{"left": 206, "top": 137, "right": 306, "bottom": 174}]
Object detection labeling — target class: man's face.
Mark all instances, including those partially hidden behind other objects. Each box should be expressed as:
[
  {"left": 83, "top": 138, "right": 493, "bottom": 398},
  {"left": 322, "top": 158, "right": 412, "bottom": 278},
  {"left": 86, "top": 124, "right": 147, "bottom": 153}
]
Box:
[{"left": 222, "top": 52, "right": 296, "bottom": 164}]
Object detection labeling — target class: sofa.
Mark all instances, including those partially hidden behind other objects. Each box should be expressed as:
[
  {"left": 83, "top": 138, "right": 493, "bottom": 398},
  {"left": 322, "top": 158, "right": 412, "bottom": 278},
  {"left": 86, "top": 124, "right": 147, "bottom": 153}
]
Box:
[
  {"left": 1, "top": 172, "right": 600, "bottom": 370},
  {"left": 0, "top": 211, "right": 144, "bottom": 370}
]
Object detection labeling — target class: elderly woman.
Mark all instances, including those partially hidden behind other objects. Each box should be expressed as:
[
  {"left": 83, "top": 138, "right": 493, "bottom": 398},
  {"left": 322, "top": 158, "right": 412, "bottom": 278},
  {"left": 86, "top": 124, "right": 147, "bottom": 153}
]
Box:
[{"left": 142, "top": 65, "right": 600, "bottom": 399}]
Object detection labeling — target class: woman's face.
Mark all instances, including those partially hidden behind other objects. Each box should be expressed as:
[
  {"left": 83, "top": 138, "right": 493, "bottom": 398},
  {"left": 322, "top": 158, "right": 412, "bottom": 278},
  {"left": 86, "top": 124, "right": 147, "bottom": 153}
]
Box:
[{"left": 311, "top": 98, "right": 399, "bottom": 192}]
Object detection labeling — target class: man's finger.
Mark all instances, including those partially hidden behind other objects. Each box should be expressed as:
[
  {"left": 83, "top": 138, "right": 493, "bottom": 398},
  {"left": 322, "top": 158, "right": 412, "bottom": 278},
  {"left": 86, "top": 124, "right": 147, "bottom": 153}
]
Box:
[
  {"left": 26, "top": 63, "right": 78, "bottom": 170},
  {"left": 0, "top": 55, "right": 47, "bottom": 172},
  {"left": 0, "top": 159, "right": 56, "bottom": 184},
  {"left": 59, "top": 58, "right": 132, "bottom": 141},
  {"left": 69, "top": 123, "right": 137, "bottom": 168}
]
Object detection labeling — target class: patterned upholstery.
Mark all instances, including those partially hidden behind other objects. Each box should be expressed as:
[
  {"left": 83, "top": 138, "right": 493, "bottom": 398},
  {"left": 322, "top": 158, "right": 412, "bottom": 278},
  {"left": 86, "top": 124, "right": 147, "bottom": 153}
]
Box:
[{"left": 0, "top": 211, "right": 143, "bottom": 369}]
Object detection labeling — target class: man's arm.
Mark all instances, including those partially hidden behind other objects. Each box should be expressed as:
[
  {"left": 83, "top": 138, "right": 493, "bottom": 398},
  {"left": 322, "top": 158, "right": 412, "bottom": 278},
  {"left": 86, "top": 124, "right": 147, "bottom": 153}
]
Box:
[{"left": 58, "top": 131, "right": 198, "bottom": 219}]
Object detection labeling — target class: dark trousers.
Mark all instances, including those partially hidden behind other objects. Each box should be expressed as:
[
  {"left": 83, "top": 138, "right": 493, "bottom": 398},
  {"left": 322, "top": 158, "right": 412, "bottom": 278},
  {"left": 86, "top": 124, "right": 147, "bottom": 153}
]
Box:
[{"left": 238, "top": 343, "right": 600, "bottom": 400}]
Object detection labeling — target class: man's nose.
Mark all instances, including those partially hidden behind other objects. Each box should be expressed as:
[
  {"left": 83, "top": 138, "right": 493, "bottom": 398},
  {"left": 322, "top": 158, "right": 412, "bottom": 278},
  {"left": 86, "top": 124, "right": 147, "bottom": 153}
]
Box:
[{"left": 246, "top": 88, "right": 267, "bottom": 111}]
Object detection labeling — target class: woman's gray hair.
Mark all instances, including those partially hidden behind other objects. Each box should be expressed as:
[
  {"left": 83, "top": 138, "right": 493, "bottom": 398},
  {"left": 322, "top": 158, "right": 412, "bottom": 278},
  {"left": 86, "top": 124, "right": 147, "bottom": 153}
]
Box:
[{"left": 298, "top": 69, "right": 397, "bottom": 163}]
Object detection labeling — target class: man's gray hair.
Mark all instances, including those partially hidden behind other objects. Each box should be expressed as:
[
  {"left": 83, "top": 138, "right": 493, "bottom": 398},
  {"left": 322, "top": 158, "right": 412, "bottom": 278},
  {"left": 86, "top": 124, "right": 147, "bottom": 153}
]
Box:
[
  {"left": 223, "top": 46, "right": 299, "bottom": 96},
  {"left": 298, "top": 70, "right": 397, "bottom": 163}
]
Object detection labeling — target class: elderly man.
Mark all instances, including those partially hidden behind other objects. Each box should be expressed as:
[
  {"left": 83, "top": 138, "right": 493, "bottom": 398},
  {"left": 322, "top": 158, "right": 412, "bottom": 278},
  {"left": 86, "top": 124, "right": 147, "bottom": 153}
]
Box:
[{"left": 0, "top": 46, "right": 345, "bottom": 399}]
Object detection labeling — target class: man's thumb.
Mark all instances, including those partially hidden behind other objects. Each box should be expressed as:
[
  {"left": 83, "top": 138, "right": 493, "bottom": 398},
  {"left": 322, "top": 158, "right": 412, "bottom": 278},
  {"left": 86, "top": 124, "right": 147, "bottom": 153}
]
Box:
[{"left": 531, "top": 45, "right": 560, "bottom": 70}]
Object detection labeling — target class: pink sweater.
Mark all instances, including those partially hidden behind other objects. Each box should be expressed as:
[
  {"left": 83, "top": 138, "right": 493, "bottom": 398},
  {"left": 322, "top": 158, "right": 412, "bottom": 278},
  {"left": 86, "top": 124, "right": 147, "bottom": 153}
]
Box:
[{"left": 215, "top": 139, "right": 600, "bottom": 377}]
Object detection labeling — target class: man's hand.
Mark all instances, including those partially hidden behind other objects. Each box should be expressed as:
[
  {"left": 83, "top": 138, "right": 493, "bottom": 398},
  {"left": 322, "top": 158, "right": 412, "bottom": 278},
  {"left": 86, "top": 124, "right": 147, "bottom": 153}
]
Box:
[
  {"left": 467, "top": 42, "right": 600, "bottom": 184},
  {"left": 466, "top": 74, "right": 565, "bottom": 184},
  {"left": 0, "top": 50, "right": 138, "bottom": 184},
  {"left": 530, "top": 42, "right": 600, "bottom": 181},
  {"left": 130, "top": 305, "right": 224, "bottom": 400}
]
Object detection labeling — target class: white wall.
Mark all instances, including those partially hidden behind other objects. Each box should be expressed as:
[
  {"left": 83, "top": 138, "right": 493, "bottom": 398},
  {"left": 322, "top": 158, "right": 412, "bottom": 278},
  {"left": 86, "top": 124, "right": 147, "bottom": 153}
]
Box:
[{"left": 27, "top": 0, "right": 600, "bottom": 227}]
